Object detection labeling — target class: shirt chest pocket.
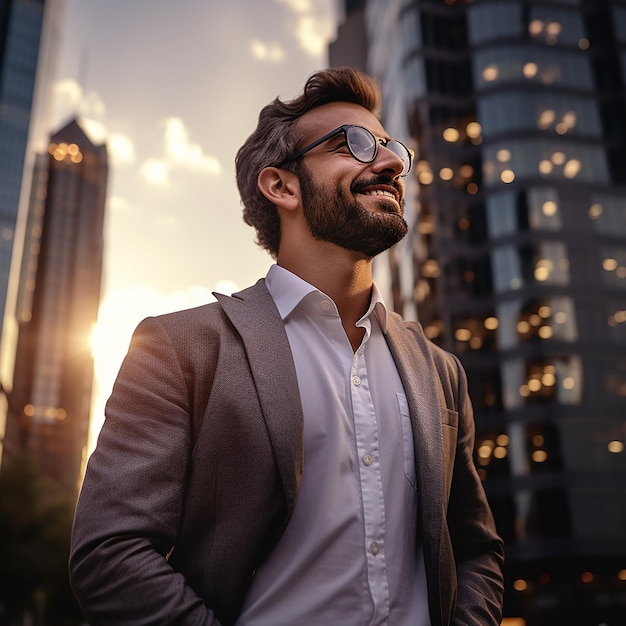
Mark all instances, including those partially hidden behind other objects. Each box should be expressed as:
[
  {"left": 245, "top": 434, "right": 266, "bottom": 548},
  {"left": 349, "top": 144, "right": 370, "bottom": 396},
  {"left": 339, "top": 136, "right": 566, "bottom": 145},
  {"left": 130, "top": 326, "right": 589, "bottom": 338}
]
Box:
[{"left": 396, "top": 392, "right": 417, "bottom": 490}]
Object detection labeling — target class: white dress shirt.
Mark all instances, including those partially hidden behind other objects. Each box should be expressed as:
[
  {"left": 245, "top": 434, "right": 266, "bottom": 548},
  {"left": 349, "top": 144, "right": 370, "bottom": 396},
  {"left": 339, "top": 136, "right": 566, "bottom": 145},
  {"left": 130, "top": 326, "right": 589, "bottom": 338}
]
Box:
[{"left": 236, "top": 265, "right": 431, "bottom": 626}]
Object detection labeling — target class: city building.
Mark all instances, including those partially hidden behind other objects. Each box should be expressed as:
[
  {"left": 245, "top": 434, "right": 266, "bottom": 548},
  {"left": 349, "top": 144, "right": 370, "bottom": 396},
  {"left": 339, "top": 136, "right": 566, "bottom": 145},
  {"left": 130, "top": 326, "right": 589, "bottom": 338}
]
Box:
[
  {"left": 331, "top": 1, "right": 626, "bottom": 624},
  {"left": 0, "top": 0, "right": 65, "bottom": 465},
  {"left": 2, "top": 119, "right": 107, "bottom": 494},
  {"left": 0, "top": 0, "right": 64, "bottom": 364}
]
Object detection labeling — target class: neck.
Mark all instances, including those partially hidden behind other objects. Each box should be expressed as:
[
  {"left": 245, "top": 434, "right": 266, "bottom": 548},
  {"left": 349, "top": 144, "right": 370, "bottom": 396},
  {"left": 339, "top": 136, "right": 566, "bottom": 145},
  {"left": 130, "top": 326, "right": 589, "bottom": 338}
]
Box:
[{"left": 277, "top": 243, "right": 375, "bottom": 351}]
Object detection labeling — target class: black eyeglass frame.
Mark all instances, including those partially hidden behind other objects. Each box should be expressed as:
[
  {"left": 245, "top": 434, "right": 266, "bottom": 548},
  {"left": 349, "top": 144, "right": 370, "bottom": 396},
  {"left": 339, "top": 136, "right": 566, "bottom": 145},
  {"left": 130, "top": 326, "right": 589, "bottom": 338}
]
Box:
[{"left": 277, "top": 124, "right": 414, "bottom": 177}]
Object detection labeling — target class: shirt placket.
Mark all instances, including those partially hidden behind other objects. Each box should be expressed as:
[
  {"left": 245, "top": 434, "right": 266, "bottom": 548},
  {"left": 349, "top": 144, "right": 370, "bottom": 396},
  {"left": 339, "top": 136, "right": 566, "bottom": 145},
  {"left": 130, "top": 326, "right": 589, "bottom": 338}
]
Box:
[{"left": 351, "top": 318, "right": 390, "bottom": 624}]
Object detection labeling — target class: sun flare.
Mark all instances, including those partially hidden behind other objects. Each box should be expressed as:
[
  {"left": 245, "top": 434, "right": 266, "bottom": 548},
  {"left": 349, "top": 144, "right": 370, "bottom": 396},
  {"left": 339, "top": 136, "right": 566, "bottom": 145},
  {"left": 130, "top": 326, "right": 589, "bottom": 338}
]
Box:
[{"left": 87, "top": 283, "right": 228, "bottom": 455}]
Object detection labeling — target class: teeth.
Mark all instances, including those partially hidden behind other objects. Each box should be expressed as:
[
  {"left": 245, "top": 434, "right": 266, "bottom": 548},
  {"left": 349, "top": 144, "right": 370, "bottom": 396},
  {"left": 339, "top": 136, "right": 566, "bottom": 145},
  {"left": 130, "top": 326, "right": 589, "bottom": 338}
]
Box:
[{"left": 362, "top": 189, "right": 396, "bottom": 200}]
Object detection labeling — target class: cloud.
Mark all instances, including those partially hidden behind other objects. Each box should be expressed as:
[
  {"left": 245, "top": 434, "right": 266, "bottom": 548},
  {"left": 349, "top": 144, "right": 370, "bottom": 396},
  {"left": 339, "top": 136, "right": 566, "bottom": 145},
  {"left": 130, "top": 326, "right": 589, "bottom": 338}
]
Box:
[
  {"left": 52, "top": 78, "right": 83, "bottom": 121},
  {"left": 140, "top": 117, "right": 222, "bottom": 186},
  {"left": 52, "top": 78, "right": 108, "bottom": 127},
  {"left": 52, "top": 78, "right": 137, "bottom": 165},
  {"left": 278, "top": 0, "right": 312, "bottom": 11},
  {"left": 294, "top": 14, "right": 333, "bottom": 58},
  {"left": 107, "top": 195, "right": 133, "bottom": 213},
  {"left": 108, "top": 132, "right": 136, "bottom": 166},
  {"left": 250, "top": 38, "right": 286, "bottom": 62},
  {"left": 140, "top": 158, "right": 169, "bottom": 186},
  {"left": 79, "top": 118, "right": 107, "bottom": 144},
  {"left": 275, "top": 0, "right": 335, "bottom": 59}
]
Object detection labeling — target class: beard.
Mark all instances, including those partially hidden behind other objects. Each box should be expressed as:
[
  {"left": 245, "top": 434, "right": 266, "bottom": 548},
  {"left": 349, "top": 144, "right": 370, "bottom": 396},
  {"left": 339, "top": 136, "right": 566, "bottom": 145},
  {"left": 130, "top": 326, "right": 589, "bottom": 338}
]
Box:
[{"left": 297, "top": 165, "right": 408, "bottom": 258}]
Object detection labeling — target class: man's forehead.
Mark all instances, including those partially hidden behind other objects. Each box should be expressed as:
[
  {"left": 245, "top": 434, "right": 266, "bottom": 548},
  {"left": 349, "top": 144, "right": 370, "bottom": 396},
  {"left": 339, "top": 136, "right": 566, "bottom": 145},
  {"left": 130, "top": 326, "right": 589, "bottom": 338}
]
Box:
[{"left": 297, "top": 102, "right": 386, "bottom": 139}]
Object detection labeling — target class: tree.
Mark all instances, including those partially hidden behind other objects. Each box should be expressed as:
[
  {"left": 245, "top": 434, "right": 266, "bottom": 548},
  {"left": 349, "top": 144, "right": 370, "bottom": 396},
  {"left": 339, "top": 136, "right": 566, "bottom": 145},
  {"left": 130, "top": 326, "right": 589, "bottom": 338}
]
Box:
[{"left": 0, "top": 455, "right": 84, "bottom": 625}]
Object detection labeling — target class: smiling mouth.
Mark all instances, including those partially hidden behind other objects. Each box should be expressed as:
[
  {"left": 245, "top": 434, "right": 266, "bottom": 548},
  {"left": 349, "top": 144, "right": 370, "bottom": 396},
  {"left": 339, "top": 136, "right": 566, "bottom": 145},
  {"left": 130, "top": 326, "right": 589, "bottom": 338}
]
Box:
[
  {"left": 361, "top": 189, "right": 398, "bottom": 201},
  {"left": 357, "top": 188, "right": 403, "bottom": 214}
]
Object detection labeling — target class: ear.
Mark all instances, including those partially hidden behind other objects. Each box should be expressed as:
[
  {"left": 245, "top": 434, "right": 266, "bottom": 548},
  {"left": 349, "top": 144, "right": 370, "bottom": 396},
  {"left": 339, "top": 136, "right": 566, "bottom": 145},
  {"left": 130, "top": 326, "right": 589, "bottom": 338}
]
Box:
[{"left": 257, "top": 167, "right": 300, "bottom": 212}]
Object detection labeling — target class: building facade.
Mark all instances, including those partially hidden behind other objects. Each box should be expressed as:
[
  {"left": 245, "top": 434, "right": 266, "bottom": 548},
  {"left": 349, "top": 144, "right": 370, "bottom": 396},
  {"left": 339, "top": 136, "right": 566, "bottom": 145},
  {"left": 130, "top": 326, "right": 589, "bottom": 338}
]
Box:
[
  {"left": 2, "top": 119, "right": 107, "bottom": 494},
  {"left": 0, "top": 0, "right": 64, "bottom": 359},
  {"left": 331, "top": 1, "right": 626, "bottom": 623}
]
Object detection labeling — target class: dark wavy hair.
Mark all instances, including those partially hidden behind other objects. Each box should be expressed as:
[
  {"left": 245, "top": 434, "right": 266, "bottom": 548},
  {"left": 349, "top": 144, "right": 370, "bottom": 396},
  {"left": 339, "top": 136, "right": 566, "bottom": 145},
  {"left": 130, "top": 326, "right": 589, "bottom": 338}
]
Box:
[{"left": 235, "top": 67, "right": 381, "bottom": 258}]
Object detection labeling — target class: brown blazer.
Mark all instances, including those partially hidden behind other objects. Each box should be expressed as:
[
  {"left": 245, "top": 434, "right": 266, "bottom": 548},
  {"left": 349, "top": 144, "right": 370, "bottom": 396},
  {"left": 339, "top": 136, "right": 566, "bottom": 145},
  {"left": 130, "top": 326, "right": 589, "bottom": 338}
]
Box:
[{"left": 69, "top": 279, "right": 504, "bottom": 625}]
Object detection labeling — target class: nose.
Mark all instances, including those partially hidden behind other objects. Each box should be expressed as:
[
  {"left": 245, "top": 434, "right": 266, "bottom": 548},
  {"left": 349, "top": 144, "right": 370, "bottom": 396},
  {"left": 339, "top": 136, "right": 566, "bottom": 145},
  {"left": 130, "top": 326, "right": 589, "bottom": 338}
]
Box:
[{"left": 371, "top": 143, "right": 406, "bottom": 178}]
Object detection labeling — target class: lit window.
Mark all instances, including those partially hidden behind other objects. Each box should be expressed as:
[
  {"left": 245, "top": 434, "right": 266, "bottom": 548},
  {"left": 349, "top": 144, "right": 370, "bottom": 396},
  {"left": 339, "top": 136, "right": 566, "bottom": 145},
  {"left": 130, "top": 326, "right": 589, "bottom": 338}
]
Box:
[
  {"left": 538, "top": 109, "right": 556, "bottom": 129},
  {"left": 443, "top": 127, "right": 460, "bottom": 142},
  {"left": 466, "top": 121, "right": 482, "bottom": 138},
  {"left": 563, "top": 159, "right": 581, "bottom": 178},
  {"left": 500, "top": 170, "right": 515, "bottom": 183},
  {"left": 484, "top": 317, "right": 499, "bottom": 330},
  {"left": 529, "top": 20, "right": 544, "bottom": 37},
  {"left": 497, "top": 149, "right": 511, "bottom": 162},
  {"left": 551, "top": 152, "right": 566, "bottom": 165},
  {"left": 482, "top": 65, "right": 499, "bottom": 81},
  {"left": 455, "top": 328, "right": 472, "bottom": 341},
  {"left": 542, "top": 201, "right": 558, "bottom": 216},
  {"left": 439, "top": 167, "right": 454, "bottom": 181},
  {"left": 538, "top": 160, "right": 553, "bottom": 175},
  {"left": 538, "top": 326, "right": 553, "bottom": 339},
  {"left": 460, "top": 164, "right": 474, "bottom": 178},
  {"left": 588, "top": 203, "right": 603, "bottom": 219},
  {"left": 523, "top": 62, "right": 538, "bottom": 78},
  {"left": 418, "top": 171, "right": 433, "bottom": 185}
]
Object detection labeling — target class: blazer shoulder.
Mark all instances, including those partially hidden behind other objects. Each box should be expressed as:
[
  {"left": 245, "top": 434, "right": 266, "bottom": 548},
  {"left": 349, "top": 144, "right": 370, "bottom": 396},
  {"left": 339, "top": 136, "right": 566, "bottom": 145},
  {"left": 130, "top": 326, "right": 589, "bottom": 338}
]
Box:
[{"left": 135, "top": 279, "right": 270, "bottom": 341}]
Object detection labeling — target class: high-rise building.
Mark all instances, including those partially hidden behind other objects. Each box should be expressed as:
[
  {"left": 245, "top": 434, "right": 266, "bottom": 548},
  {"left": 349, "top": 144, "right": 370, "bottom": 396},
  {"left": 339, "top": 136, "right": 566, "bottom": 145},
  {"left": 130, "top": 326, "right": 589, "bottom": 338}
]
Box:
[
  {"left": 331, "top": 1, "right": 626, "bottom": 623},
  {"left": 2, "top": 119, "right": 107, "bottom": 494},
  {"left": 0, "top": 0, "right": 64, "bottom": 358}
]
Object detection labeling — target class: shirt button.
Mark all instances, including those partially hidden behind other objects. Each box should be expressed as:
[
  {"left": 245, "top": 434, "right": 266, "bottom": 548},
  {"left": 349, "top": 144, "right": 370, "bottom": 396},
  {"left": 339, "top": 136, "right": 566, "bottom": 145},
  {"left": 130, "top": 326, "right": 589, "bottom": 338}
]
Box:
[
  {"left": 370, "top": 541, "right": 380, "bottom": 556},
  {"left": 363, "top": 453, "right": 373, "bottom": 466},
  {"left": 352, "top": 375, "right": 361, "bottom": 386},
  {"left": 320, "top": 300, "right": 331, "bottom": 311}
]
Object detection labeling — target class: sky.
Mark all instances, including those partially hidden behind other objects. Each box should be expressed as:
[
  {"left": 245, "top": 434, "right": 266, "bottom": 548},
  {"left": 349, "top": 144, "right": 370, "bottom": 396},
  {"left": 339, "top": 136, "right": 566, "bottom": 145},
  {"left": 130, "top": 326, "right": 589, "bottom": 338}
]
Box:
[{"left": 49, "top": 0, "right": 338, "bottom": 447}]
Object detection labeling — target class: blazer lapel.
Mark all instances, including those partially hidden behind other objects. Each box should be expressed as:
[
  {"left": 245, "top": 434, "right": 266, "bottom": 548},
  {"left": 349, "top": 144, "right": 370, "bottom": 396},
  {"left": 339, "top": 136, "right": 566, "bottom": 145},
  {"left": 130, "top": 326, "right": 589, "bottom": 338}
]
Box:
[
  {"left": 215, "top": 280, "right": 304, "bottom": 517},
  {"left": 384, "top": 314, "right": 445, "bottom": 546}
]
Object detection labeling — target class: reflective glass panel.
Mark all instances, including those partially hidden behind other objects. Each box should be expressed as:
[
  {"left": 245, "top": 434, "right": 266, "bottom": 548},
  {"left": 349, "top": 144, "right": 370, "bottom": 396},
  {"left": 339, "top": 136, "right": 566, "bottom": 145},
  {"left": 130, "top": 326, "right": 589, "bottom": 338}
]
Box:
[
  {"left": 478, "top": 91, "right": 601, "bottom": 139},
  {"left": 474, "top": 45, "right": 593, "bottom": 90}
]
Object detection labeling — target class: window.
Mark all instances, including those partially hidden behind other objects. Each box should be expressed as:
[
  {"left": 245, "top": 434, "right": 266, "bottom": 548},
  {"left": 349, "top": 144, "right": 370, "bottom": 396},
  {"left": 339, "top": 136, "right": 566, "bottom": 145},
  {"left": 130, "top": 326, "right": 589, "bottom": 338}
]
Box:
[
  {"left": 483, "top": 139, "right": 610, "bottom": 186},
  {"left": 474, "top": 45, "right": 593, "bottom": 90},
  {"left": 469, "top": 1, "right": 585, "bottom": 46},
  {"left": 491, "top": 241, "right": 570, "bottom": 293},
  {"left": 478, "top": 91, "right": 601, "bottom": 139},
  {"left": 501, "top": 355, "right": 582, "bottom": 409}
]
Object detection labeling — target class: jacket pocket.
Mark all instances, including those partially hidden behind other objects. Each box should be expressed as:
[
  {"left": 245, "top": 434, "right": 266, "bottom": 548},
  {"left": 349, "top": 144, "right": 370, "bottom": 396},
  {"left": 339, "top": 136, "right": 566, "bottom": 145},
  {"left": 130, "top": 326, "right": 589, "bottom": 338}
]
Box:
[{"left": 442, "top": 408, "right": 459, "bottom": 500}]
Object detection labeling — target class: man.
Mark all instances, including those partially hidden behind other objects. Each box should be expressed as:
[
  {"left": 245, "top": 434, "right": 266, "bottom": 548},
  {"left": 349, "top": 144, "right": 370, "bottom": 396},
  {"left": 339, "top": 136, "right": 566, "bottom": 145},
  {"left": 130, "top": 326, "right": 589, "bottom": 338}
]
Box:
[{"left": 69, "top": 67, "right": 504, "bottom": 625}]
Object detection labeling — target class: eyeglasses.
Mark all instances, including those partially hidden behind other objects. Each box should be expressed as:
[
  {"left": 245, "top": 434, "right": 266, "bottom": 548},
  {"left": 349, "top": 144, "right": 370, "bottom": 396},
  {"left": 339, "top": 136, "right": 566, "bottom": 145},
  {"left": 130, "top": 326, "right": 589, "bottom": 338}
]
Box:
[{"left": 280, "top": 124, "right": 414, "bottom": 177}]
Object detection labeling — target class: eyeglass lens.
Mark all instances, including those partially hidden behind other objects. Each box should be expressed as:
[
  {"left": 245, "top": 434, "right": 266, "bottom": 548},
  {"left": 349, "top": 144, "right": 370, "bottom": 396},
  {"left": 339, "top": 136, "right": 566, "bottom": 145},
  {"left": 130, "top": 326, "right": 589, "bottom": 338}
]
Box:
[{"left": 346, "top": 126, "right": 411, "bottom": 176}]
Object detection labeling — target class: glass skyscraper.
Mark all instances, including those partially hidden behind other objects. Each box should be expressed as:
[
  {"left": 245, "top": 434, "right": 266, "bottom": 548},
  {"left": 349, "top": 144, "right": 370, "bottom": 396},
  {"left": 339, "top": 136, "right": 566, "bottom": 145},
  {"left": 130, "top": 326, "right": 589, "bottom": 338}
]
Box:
[
  {"left": 0, "top": 0, "right": 64, "bottom": 358},
  {"left": 0, "top": 0, "right": 64, "bottom": 463},
  {"left": 331, "top": 1, "right": 626, "bottom": 623}
]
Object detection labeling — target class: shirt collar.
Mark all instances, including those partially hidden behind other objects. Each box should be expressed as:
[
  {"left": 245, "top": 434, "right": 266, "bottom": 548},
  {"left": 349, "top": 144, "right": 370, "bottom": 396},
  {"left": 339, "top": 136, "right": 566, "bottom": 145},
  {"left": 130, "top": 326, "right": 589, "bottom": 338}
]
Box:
[{"left": 265, "top": 264, "right": 389, "bottom": 333}]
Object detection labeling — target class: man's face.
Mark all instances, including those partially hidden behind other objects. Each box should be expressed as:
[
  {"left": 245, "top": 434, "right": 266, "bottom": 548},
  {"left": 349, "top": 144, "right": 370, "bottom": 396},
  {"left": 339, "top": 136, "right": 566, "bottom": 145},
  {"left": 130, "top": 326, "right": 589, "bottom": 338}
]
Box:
[
  {"left": 293, "top": 102, "right": 409, "bottom": 258},
  {"left": 298, "top": 163, "right": 408, "bottom": 258}
]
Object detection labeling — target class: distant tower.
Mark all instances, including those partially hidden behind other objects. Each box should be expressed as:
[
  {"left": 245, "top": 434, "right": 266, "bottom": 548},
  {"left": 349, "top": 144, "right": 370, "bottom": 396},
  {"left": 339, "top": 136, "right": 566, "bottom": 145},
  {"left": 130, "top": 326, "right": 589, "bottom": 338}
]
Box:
[
  {"left": 0, "top": 0, "right": 64, "bottom": 353},
  {"left": 3, "top": 119, "right": 107, "bottom": 494}
]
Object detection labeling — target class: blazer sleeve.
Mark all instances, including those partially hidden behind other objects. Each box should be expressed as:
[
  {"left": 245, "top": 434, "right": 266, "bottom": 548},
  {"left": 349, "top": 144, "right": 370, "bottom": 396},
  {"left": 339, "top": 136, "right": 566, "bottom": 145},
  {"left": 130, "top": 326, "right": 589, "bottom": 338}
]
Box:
[
  {"left": 447, "top": 354, "right": 505, "bottom": 625},
  {"left": 69, "top": 316, "right": 220, "bottom": 626}
]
